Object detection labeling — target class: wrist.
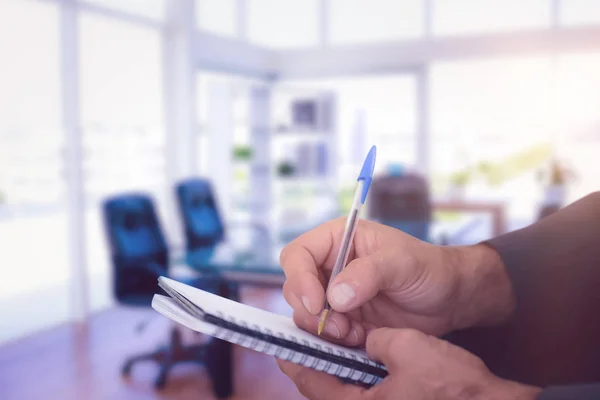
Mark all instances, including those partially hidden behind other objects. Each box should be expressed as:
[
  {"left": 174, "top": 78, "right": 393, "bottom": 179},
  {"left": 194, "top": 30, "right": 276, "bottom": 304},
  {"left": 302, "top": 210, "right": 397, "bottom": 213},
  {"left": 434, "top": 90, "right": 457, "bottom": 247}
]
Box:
[{"left": 450, "top": 244, "right": 515, "bottom": 330}]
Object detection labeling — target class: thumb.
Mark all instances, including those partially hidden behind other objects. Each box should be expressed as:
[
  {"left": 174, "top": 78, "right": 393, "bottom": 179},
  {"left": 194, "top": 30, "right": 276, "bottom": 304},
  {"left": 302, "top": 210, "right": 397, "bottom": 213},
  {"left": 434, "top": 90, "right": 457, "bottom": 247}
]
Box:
[
  {"left": 366, "top": 328, "right": 426, "bottom": 373},
  {"left": 326, "top": 249, "right": 419, "bottom": 312}
]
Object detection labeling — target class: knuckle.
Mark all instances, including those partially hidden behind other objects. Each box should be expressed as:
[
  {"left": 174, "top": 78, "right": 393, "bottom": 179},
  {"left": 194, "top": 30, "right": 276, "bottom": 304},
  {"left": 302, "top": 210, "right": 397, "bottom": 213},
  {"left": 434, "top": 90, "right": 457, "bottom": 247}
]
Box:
[
  {"left": 279, "top": 245, "right": 292, "bottom": 266},
  {"left": 389, "top": 329, "right": 425, "bottom": 351},
  {"left": 400, "top": 250, "right": 419, "bottom": 271},
  {"left": 281, "top": 281, "right": 295, "bottom": 304}
]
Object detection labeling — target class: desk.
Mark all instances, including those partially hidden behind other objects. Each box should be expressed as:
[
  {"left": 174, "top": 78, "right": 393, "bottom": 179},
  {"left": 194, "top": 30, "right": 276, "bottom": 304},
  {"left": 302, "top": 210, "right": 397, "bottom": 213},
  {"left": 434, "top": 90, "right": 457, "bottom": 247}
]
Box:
[
  {"left": 170, "top": 244, "right": 285, "bottom": 398},
  {"left": 434, "top": 199, "right": 507, "bottom": 237},
  {"left": 177, "top": 244, "right": 285, "bottom": 286}
]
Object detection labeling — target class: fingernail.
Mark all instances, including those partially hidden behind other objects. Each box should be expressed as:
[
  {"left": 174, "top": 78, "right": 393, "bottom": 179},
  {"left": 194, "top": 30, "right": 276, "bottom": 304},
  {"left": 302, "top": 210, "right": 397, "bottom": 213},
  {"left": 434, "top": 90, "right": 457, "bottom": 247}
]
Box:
[
  {"left": 351, "top": 328, "right": 359, "bottom": 344},
  {"left": 330, "top": 283, "right": 356, "bottom": 307},
  {"left": 301, "top": 296, "right": 312, "bottom": 314},
  {"left": 324, "top": 320, "right": 340, "bottom": 338}
]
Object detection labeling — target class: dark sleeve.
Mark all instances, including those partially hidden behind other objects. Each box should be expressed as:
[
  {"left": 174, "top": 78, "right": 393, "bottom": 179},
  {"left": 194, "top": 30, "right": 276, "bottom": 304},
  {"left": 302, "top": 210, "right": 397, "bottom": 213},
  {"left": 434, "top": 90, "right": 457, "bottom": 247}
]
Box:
[
  {"left": 482, "top": 192, "right": 600, "bottom": 387},
  {"left": 486, "top": 191, "right": 600, "bottom": 308},
  {"left": 539, "top": 384, "right": 600, "bottom": 399}
]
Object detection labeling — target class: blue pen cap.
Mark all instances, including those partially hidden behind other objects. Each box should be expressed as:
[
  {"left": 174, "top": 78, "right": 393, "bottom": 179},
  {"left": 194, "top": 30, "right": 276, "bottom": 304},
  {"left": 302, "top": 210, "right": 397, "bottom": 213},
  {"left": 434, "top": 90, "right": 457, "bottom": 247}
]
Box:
[{"left": 357, "top": 145, "right": 377, "bottom": 204}]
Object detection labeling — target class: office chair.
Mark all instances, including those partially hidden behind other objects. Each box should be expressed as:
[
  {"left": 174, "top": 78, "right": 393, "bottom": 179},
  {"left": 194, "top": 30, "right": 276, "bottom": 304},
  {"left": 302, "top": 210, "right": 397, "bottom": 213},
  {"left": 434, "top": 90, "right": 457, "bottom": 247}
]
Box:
[
  {"left": 368, "top": 171, "right": 432, "bottom": 242},
  {"left": 175, "top": 178, "right": 269, "bottom": 270},
  {"left": 102, "top": 194, "right": 233, "bottom": 395},
  {"left": 368, "top": 168, "right": 488, "bottom": 245}
]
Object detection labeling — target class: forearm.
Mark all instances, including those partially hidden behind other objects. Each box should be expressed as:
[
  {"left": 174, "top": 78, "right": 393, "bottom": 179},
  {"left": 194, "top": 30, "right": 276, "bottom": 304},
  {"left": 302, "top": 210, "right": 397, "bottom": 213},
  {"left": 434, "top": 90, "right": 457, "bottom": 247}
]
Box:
[
  {"left": 446, "top": 192, "right": 600, "bottom": 388},
  {"left": 452, "top": 191, "right": 600, "bottom": 329}
]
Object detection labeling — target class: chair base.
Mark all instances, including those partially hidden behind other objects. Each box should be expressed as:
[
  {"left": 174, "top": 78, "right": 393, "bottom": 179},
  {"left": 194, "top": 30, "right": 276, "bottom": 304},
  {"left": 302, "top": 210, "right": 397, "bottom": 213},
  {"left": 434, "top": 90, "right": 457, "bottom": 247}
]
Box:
[
  {"left": 121, "top": 327, "right": 211, "bottom": 390},
  {"left": 121, "top": 281, "right": 238, "bottom": 396}
]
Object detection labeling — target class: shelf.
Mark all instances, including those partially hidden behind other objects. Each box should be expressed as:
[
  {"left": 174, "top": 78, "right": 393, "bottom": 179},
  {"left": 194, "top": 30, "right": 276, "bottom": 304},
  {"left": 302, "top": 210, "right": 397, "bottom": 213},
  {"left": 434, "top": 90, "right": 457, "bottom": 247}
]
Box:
[
  {"left": 274, "top": 128, "right": 330, "bottom": 137},
  {"left": 274, "top": 176, "right": 331, "bottom": 184}
]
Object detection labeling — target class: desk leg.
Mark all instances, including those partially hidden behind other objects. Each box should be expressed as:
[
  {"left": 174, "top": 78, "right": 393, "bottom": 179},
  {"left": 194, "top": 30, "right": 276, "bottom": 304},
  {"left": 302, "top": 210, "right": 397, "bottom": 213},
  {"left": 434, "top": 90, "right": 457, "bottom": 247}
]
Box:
[{"left": 205, "top": 280, "right": 239, "bottom": 399}]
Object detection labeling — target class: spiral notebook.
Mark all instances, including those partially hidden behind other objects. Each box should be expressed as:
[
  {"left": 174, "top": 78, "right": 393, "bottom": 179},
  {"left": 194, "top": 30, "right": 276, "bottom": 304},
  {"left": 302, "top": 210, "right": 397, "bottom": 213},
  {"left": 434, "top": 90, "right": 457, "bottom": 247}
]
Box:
[{"left": 151, "top": 277, "right": 388, "bottom": 387}]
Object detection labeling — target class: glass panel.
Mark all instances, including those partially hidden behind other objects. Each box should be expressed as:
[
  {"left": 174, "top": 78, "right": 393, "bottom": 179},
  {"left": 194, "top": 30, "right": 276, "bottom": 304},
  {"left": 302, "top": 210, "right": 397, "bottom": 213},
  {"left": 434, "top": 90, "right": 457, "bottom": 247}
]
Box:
[
  {"left": 277, "top": 74, "right": 418, "bottom": 219},
  {"left": 247, "top": 0, "right": 319, "bottom": 48},
  {"left": 431, "top": 56, "right": 555, "bottom": 226},
  {"left": 0, "top": 0, "right": 68, "bottom": 344},
  {"left": 80, "top": 0, "right": 166, "bottom": 21},
  {"left": 555, "top": 52, "right": 600, "bottom": 202},
  {"left": 196, "top": 0, "right": 237, "bottom": 37},
  {"left": 196, "top": 72, "right": 265, "bottom": 219},
  {"left": 560, "top": 0, "right": 600, "bottom": 27},
  {"left": 432, "top": 0, "right": 551, "bottom": 37},
  {"left": 328, "top": 0, "right": 424, "bottom": 45},
  {"left": 80, "top": 13, "right": 166, "bottom": 312}
]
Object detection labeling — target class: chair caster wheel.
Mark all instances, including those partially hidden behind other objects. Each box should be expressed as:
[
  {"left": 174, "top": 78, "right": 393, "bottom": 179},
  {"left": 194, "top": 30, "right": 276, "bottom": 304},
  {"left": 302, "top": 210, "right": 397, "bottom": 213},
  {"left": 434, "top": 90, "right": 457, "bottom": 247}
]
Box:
[{"left": 121, "top": 361, "right": 133, "bottom": 377}]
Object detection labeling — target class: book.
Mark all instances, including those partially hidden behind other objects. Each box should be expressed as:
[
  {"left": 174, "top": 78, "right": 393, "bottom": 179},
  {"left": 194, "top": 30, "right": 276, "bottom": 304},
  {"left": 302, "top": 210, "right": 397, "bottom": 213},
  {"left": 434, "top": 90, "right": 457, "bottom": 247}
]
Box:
[{"left": 152, "top": 277, "right": 388, "bottom": 387}]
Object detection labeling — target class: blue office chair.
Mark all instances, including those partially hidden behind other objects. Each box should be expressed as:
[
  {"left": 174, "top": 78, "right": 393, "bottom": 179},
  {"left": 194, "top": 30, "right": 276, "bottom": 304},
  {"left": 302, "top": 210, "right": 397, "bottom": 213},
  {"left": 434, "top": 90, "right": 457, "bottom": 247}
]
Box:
[
  {"left": 175, "top": 179, "right": 225, "bottom": 265},
  {"left": 102, "top": 194, "right": 233, "bottom": 395},
  {"left": 175, "top": 178, "right": 269, "bottom": 270}
]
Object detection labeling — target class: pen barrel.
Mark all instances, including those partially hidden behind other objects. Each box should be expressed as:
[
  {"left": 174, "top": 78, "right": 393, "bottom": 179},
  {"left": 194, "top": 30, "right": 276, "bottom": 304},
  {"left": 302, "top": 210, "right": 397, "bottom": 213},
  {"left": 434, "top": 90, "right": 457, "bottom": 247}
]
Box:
[{"left": 327, "top": 181, "right": 364, "bottom": 285}]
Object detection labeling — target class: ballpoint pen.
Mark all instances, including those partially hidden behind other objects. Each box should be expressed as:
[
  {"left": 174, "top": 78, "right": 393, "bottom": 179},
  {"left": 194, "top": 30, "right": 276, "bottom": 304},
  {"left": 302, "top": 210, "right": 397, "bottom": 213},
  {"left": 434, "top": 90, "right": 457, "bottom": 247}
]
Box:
[{"left": 318, "top": 145, "right": 377, "bottom": 336}]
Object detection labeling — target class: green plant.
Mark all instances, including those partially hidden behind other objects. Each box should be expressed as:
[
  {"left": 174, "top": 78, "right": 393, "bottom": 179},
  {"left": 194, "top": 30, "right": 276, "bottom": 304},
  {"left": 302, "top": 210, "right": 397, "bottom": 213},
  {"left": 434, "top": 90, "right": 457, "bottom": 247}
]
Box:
[
  {"left": 232, "top": 145, "right": 253, "bottom": 161},
  {"left": 473, "top": 143, "right": 552, "bottom": 187},
  {"left": 449, "top": 170, "right": 471, "bottom": 187}
]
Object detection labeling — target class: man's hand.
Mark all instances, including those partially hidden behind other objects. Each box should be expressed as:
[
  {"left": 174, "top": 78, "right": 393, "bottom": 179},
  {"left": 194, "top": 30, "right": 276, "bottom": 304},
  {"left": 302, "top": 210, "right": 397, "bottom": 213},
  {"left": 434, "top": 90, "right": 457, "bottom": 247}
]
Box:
[
  {"left": 280, "top": 218, "right": 514, "bottom": 346},
  {"left": 279, "top": 328, "right": 541, "bottom": 400}
]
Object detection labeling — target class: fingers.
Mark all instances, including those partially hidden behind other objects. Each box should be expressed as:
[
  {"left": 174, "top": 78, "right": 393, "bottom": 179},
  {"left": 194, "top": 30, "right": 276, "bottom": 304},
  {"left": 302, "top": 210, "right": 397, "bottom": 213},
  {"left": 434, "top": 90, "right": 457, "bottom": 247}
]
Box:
[
  {"left": 282, "top": 274, "right": 325, "bottom": 317},
  {"left": 365, "top": 328, "right": 430, "bottom": 373},
  {"left": 277, "top": 360, "right": 364, "bottom": 400},
  {"left": 280, "top": 219, "right": 345, "bottom": 316},
  {"left": 292, "top": 311, "right": 366, "bottom": 347},
  {"left": 327, "top": 249, "right": 420, "bottom": 312}
]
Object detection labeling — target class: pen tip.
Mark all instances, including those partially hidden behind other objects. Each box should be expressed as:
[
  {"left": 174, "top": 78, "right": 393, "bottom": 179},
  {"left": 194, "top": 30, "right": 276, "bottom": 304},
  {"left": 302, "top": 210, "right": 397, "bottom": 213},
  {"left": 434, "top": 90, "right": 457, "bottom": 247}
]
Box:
[{"left": 317, "top": 310, "right": 329, "bottom": 336}]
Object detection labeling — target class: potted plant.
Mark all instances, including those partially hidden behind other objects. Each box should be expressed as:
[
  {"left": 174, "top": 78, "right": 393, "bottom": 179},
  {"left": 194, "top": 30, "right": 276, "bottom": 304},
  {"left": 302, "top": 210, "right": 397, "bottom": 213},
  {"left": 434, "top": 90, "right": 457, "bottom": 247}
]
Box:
[
  {"left": 537, "top": 159, "right": 574, "bottom": 207},
  {"left": 232, "top": 145, "right": 253, "bottom": 162}
]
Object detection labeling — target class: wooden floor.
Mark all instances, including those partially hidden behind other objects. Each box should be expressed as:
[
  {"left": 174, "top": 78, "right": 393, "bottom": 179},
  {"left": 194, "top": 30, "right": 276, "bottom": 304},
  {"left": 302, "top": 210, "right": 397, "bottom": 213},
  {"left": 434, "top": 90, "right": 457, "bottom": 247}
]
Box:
[{"left": 0, "top": 287, "right": 306, "bottom": 400}]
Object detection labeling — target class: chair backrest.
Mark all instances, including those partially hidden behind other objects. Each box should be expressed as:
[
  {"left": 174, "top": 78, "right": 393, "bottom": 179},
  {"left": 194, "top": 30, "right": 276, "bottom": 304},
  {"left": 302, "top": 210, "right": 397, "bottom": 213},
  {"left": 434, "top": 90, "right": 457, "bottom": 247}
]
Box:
[
  {"left": 367, "top": 172, "right": 432, "bottom": 241},
  {"left": 102, "top": 194, "right": 168, "bottom": 304},
  {"left": 175, "top": 178, "right": 225, "bottom": 254}
]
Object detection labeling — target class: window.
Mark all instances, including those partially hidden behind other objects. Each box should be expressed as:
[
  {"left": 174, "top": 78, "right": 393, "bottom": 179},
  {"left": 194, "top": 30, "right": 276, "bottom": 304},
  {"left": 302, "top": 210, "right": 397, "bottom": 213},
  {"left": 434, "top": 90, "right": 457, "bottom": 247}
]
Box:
[
  {"left": 247, "top": 0, "right": 319, "bottom": 48},
  {"left": 560, "top": 0, "right": 600, "bottom": 27},
  {"left": 196, "top": 72, "right": 266, "bottom": 221},
  {"left": 432, "top": 0, "right": 551, "bottom": 37},
  {"left": 196, "top": 0, "right": 237, "bottom": 37},
  {"left": 80, "top": 12, "right": 165, "bottom": 311},
  {"left": 0, "top": 0, "right": 69, "bottom": 345},
  {"left": 554, "top": 52, "right": 600, "bottom": 202},
  {"left": 279, "top": 75, "right": 418, "bottom": 184},
  {"left": 430, "top": 56, "right": 555, "bottom": 221},
  {"left": 328, "top": 0, "right": 424, "bottom": 45},
  {"left": 80, "top": 0, "right": 166, "bottom": 22}
]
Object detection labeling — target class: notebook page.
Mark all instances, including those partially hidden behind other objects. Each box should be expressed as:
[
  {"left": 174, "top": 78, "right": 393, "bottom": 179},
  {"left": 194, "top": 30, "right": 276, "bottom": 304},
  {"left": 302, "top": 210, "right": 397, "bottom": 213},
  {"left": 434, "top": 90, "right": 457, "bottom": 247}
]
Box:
[
  {"left": 157, "top": 277, "right": 385, "bottom": 370},
  {"left": 152, "top": 294, "right": 384, "bottom": 385}
]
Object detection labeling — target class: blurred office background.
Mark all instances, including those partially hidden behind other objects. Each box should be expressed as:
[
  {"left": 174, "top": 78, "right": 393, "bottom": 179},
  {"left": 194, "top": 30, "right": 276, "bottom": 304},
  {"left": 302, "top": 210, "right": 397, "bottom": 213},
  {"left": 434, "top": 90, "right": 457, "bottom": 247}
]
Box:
[{"left": 1, "top": 0, "right": 599, "bottom": 398}]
